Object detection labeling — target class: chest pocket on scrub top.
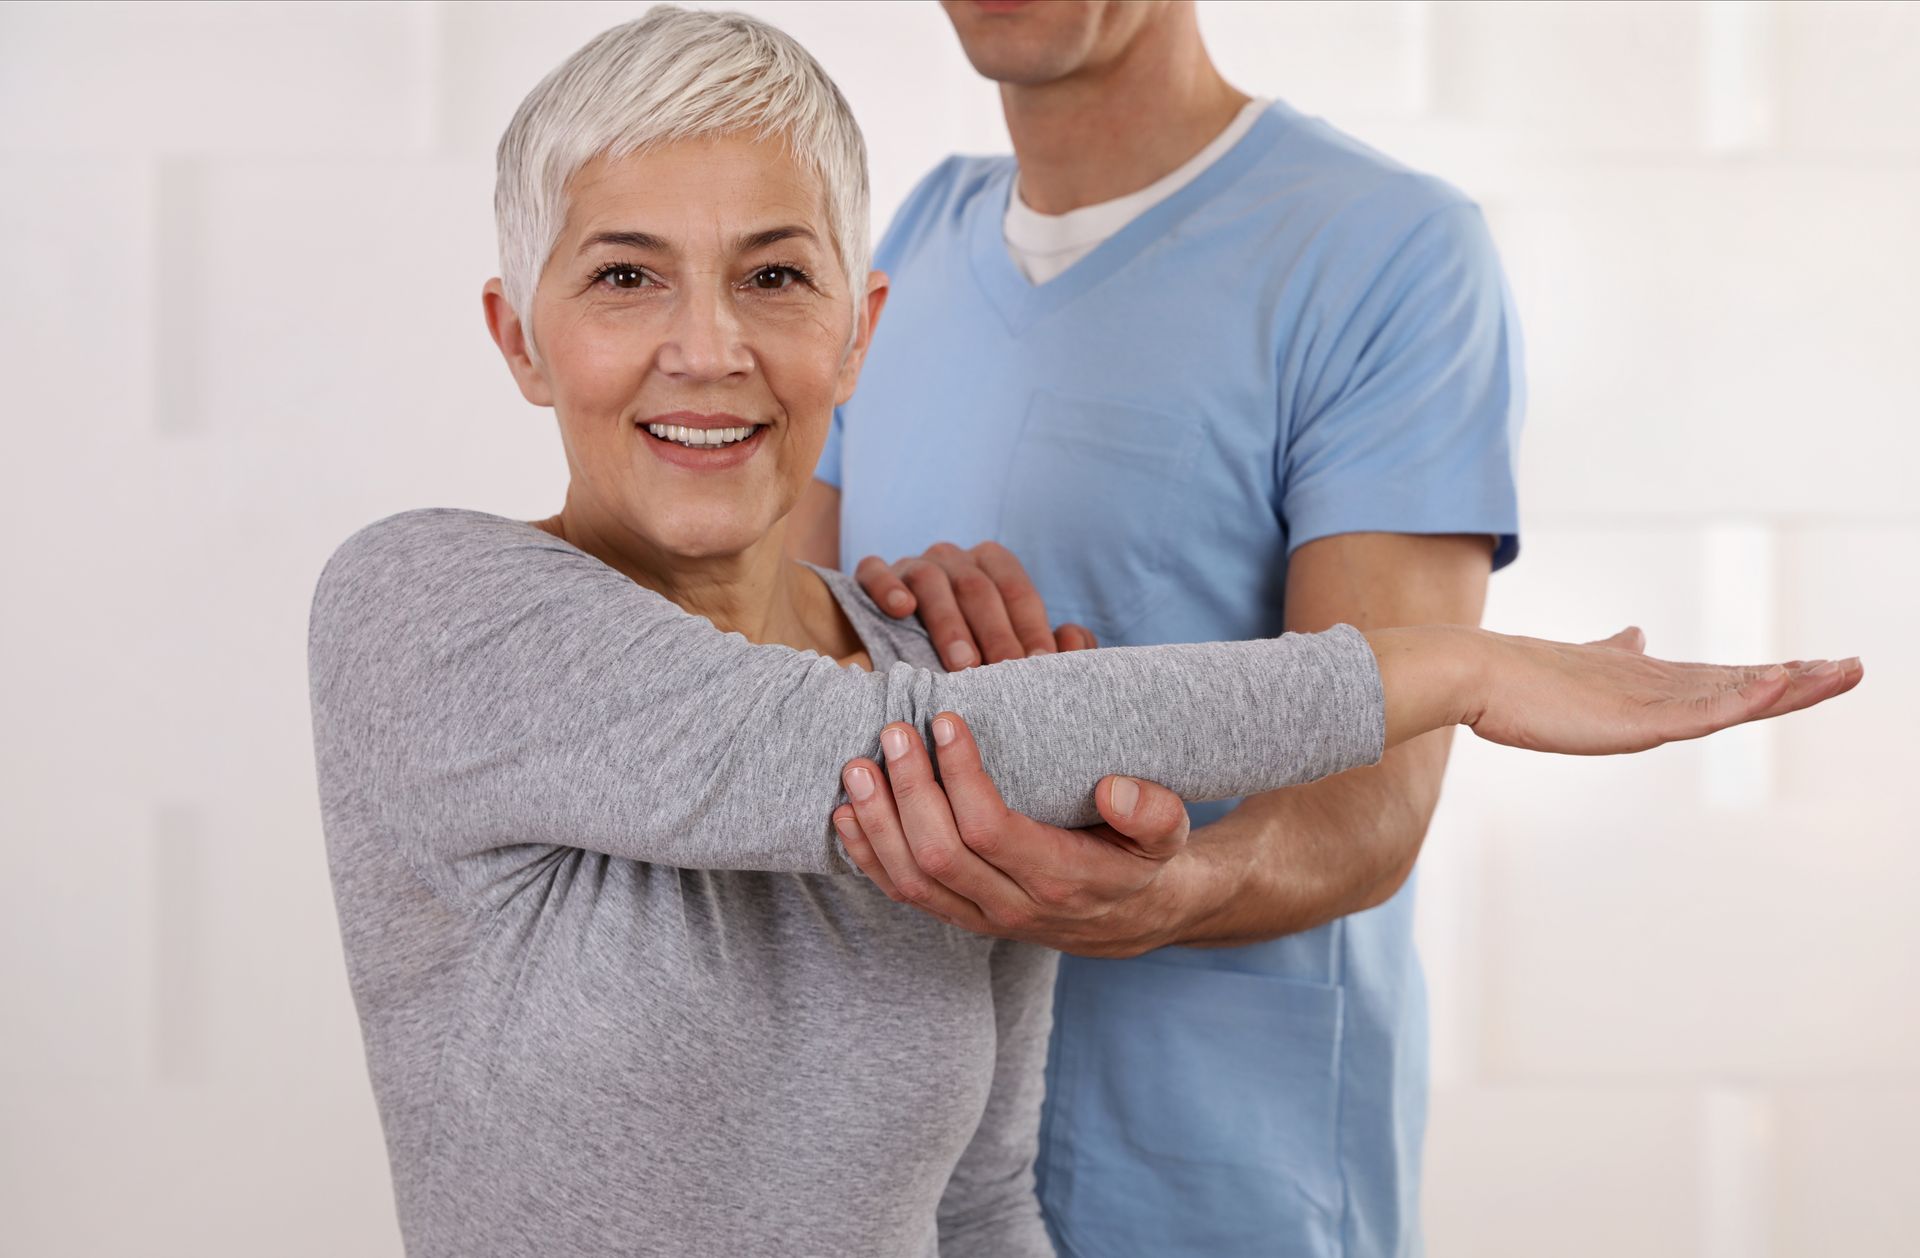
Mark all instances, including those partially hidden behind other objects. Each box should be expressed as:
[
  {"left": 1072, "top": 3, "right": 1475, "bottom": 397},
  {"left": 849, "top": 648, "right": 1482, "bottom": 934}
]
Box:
[{"left": 995, "top": 391, "right": 1205, "bottom": 643}]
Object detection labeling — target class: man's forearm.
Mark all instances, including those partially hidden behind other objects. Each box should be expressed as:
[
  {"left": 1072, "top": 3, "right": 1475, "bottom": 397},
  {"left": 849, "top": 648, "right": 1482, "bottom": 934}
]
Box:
[
  {"left": 1161, "top": 530, "right": 1495, "bottom": 948},
  {"left": 1166, "top": 726, "right": 1456, "bottom": 948}
]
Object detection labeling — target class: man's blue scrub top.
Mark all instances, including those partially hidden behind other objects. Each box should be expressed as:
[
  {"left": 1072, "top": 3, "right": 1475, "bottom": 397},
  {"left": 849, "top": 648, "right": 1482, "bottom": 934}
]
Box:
[{"left": 819, "top": 99, "right": 1524, "bottom": 1258}]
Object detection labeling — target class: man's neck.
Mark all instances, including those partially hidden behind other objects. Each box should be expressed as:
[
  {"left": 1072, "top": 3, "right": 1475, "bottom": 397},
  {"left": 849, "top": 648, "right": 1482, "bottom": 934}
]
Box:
[{"left": 1001, "top": 15, "right": 1249, "bottom": 215}]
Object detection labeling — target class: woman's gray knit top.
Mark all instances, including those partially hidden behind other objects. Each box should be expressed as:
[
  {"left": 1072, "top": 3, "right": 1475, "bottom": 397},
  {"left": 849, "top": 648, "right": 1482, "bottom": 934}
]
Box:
[{"left": 307, "top": 508, "right": 1387, "bottom": 1258}]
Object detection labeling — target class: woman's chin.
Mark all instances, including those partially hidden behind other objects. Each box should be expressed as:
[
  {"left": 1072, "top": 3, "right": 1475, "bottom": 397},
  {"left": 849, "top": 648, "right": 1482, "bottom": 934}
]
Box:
[{"left": 636, "top": 513, "right": 775, "bottom": 562}]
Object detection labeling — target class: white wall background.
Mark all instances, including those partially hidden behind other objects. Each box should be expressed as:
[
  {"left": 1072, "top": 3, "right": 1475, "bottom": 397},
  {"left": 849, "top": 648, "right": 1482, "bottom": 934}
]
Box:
[{"left": 0, "top": 2, "right": 1913, "bottom": 1255}]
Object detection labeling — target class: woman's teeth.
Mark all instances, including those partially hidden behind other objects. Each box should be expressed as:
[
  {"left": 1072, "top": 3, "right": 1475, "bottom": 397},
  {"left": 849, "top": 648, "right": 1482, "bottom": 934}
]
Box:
[{"left": 644, "top": 422, "right": 759, "bottom": 448}]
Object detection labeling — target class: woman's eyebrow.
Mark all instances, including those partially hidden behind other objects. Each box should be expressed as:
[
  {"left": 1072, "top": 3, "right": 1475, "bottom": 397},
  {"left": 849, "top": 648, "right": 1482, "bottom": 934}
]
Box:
[
  {"left": 735, "top": 225, "right": 818, "bottom": 252},
  {"left": 578, "top": 229, "right": 671, "bottom": 255}
]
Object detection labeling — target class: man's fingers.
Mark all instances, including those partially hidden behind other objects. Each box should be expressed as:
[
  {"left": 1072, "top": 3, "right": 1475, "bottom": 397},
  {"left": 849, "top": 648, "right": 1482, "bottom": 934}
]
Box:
[
  {"left": 868, "top": 542, "right": 1067, "bottom": 667},
  {"left": 854, "top": 554, "right": 916, "bottom": 619},
  {"left": 1094, "top": 774, "right": 1191, "bottom": 861},
  {"left": 841, "top": 756, "right": 985, "bottom": 926},
  {"left": 899, "top": 561, "right": 981, "bottom": 669},
  {"left": 1054, "top": 623, "right": 1098, "bottom": 652},
  {"left": 926, "top": 712, "right": 1018, "bottom": 859},
  {"left": 926, "top": 711, "right": 1073, "bottom": 901},
  {"left": 877, "top": 721, "right": 1027, "bottom": 906},
  {"left": 832, "top": 805, "right": 900, "bottom": 899},
  {"left": 926, "top": 547, "right": 1026, "bottom": 665},
  {"left": 971, "top": 542, "right": 1058, "bottom": 659}
]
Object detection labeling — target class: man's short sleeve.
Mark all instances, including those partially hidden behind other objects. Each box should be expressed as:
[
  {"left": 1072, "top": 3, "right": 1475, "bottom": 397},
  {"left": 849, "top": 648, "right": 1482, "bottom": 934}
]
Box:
[
  {"left": 1279, "top": 201, "right": 1525, "bottom": 571},
  {"left": 813, "top": 404, "right": 846, "bottom": 489}
]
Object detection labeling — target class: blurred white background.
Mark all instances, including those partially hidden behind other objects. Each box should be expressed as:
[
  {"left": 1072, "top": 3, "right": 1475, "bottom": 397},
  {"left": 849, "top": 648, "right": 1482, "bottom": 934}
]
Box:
[{"left": 0, "top": 1, "right": 1913, "bottom": 1255}]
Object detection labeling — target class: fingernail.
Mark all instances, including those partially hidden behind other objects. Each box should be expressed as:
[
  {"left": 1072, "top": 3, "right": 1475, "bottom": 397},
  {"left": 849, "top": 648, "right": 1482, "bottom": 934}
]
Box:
[
  {"left": 1029, "top": 645, "right": 1054, "bottom": 656},
  {"left": 1809, "top": 660, "right": 1840, "bottom": 676},
  {"left": 886, "top": 591, "right": 911, "bottom": 612},
  {"left": 932, "top": 717, "right": 955, "bottom": 747},
  {"left": 845, "top": 766, "right": 874, "bottom": 800},
  {"left": 947, "top": 641, "right": 977, "bottom": 668},
  {"left": 1842, "top": 656, "right": 1861, "bottom": 670},
  {"left": 833, "top": 816, "right": 860, "bottom": 843},
  {"left": 1110, "top": 776, "right": 1139, "bottom": 817},
  {"left": 881, "top": 727, "right": 909, "bottom": 760}
]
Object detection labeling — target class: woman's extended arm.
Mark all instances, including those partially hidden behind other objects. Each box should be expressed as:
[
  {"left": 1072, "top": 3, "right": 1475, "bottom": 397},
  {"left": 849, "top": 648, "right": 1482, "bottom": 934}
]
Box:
[
  {"left": 1365, "top": 622, "right": 1858, "bottom": 754},
  {"left": 307, "top": 510, "right": 1386, "bottom": 901},
  {"left": 309, "top": 510, "right": 1858, "bottom": 908}
]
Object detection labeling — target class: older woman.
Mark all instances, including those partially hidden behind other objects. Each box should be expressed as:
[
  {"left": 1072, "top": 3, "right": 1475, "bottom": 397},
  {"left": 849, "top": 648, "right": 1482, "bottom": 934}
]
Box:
[{"left": 307, "top": 8, "right": 1859, "bottom": 1256}]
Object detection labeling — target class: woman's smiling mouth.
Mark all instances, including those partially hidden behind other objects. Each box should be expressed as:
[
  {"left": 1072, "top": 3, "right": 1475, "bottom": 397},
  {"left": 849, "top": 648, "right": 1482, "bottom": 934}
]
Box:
[
  {"left": 638, "top": 412, "right": 769, "bottom": 470},
  {"left": 644, "top": 421, "right": 761, "bottom": 448}
]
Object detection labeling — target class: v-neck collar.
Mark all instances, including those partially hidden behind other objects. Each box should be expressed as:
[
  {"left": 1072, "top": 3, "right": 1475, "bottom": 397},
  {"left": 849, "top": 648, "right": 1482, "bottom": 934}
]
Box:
[{"left": 967, "top": 101, "right": 1294, "bottom": 335}]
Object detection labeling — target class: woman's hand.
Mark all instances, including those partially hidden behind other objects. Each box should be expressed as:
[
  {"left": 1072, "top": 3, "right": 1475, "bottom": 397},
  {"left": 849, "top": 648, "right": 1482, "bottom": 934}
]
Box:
[{"left": 1449, "top": 625, "right": 1863, "bottom": 754}]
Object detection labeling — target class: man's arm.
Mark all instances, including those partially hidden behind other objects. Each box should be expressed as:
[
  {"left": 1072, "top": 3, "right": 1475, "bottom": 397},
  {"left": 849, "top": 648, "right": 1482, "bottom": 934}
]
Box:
[
  {"left": 826, "top": 528, "right": 1492, "bottom": 954},
  {"left": 1171, "top": 529, "right": 1492, "bottom": 946},
  {"left": 786, "top": 477, "right": 841, "bottom": 568}
]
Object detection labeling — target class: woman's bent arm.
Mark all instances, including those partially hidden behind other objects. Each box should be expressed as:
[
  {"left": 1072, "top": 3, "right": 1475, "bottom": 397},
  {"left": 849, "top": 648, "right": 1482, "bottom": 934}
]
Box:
[{"left": 307, "top": 510, "right": 1386, "bottom": 902}]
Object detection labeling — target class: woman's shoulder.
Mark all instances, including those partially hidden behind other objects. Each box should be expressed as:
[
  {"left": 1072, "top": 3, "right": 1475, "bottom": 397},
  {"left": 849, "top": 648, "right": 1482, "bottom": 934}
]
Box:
[
  {"left": 801, "top": 562, "right": 944, "bottom": 673},
  {"left": 317, "top": 508, "right": 582, "bottom": 594},
  {"left": 324, "top": 507, "right": 547, "bottom": 570},
  {"left": 310, "top": 507, "right": 608, "bottom": 647}
]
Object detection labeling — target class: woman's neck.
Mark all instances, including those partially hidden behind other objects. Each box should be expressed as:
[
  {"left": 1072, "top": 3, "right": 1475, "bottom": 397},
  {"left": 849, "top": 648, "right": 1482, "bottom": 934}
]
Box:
[{"left": 532, "top": 502, "right": 854, "bottom": 659}]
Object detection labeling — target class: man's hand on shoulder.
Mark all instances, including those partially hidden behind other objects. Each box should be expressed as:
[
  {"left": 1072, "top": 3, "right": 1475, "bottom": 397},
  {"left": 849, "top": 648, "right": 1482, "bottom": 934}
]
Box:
[
  {"left": 853, "top": 541, "right": 1097, "bottom": 670},
  {"left": 831, "top": 712, "right": 1214, "bottom": 958}
]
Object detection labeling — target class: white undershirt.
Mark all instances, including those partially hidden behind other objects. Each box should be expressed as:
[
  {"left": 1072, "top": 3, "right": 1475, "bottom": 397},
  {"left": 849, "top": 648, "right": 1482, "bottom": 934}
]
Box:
[{"left": 1002, "top": 98, "right": 1270, "bottom": 286}]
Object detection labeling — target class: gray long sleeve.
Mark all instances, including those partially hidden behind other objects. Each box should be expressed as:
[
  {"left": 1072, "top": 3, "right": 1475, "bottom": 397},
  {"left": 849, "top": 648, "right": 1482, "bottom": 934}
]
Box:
[{"left": 308, "top": 509, "right": 1385, "bottom": 907}]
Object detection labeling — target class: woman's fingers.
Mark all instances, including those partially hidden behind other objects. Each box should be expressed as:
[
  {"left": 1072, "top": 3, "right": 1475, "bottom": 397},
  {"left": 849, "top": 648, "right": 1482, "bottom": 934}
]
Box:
[
  {"left": 1470, "top": 633, "right": 1864, "bottom": 755},
  {"left": 1628, "top": 652, "right": 1863, "bottom": 745},
  {"left": 1758, "top": 660, "right": 1866, "bottom": 718},
  {"left": 1685, "top": 662, "right": 1794, "bottom": 737},
  {"left": 1722, "top": 657, "right": 1863, "bottom": 727}
]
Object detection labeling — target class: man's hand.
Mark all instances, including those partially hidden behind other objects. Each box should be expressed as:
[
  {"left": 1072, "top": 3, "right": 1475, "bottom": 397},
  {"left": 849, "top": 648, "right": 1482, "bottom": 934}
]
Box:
[
  {"left": 832, "top": 713, "right": 1196, "bottom": 957},
  {"left": 854, "top": 541, "right": 1097, "bottom": 670}
]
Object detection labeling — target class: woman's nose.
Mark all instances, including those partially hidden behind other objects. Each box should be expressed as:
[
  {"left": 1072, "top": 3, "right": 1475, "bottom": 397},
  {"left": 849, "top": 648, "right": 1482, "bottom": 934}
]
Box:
[{"left": 656, "top": 284, "right": 753, "bottom": 381}]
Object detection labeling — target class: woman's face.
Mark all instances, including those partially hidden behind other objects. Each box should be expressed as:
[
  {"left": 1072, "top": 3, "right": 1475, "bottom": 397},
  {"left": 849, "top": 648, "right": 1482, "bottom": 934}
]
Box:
[{"left": 487, "top": 134, "right": 883, "bottom": 560}]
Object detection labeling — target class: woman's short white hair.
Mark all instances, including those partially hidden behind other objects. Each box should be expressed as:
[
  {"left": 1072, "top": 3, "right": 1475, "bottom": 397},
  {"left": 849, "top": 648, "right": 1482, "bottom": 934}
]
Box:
[{"left": 495, "top": 5, "right": 870, "bottom": 347}]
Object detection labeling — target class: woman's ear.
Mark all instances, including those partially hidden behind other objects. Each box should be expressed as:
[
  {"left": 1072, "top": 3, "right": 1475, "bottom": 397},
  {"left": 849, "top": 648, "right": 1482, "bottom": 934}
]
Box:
[
  {"left": 482, "top": 278, "right": 555, "bottom": 407},
  {"left": 833, "top": 269, "right": 891, "bottom": 407}
]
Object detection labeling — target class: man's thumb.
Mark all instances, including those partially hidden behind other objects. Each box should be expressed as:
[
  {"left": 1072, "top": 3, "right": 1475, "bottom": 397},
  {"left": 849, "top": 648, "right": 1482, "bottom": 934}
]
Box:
[{"left": 1095, "top": 775, "right": 1191, "bottom": 860}]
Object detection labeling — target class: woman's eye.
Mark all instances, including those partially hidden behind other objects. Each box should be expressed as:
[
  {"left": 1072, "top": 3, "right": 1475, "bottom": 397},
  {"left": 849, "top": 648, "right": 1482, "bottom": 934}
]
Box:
[
  {"left": 596, "top": 265, "right": 648, "bottom": 289},
  {"left": 747, "top": 265, "right": 802, "bottom": 290}
]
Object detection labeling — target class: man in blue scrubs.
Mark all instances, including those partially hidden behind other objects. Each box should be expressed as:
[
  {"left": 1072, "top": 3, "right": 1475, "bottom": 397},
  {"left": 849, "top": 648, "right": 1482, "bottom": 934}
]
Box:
[{"left": 791, "top": 3, "right": 1523, "bottom": 1254}]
